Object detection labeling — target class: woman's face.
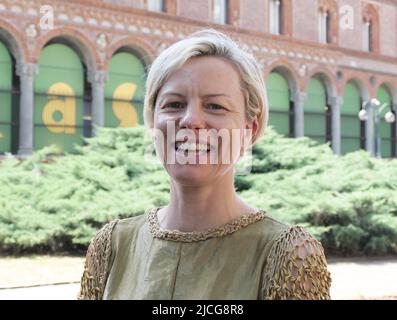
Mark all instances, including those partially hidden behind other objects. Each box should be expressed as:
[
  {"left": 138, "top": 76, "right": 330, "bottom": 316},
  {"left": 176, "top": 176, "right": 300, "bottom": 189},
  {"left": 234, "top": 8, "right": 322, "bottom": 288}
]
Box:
[{"left": 153, "top": 56, "right": 256, "bottom": 186}]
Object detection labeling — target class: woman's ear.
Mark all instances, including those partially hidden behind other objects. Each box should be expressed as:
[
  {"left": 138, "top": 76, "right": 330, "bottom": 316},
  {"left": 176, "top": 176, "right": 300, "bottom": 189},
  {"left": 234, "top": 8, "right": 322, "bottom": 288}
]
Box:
[
  {"left": 245, "top": 117, "right": 258, "bottom": 145},
  {"left": 240, "top": 117, "right": 258, "bottom": 157}
]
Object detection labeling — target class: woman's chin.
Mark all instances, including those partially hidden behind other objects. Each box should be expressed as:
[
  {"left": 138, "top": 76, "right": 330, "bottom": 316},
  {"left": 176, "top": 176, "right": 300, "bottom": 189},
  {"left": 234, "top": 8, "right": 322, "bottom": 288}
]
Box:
[{"left": 166, "top": 164, "right": 215, "bottom": 186}]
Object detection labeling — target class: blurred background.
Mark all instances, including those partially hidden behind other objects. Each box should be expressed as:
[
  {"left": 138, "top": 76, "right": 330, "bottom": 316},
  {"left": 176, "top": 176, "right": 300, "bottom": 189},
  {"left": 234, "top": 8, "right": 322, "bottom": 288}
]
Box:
[{"left": 0, "top": 0, "right": 396, "bottom": 299}]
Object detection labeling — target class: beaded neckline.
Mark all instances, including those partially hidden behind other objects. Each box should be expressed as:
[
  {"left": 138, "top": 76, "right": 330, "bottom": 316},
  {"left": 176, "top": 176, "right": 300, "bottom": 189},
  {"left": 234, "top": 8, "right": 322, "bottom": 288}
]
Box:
[{"left": 147, "top": 207, "right": 267, "bottom": 242}]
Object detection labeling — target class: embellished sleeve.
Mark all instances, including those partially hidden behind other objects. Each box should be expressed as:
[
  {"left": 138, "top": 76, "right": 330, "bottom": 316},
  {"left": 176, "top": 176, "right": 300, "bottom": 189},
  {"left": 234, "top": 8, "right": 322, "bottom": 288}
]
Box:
[
  {"left": 77, "top": 220, "right": 118, "bottom": 300},
  {"left": 261, "top": 226, "right": 332, "bottom": 300}
]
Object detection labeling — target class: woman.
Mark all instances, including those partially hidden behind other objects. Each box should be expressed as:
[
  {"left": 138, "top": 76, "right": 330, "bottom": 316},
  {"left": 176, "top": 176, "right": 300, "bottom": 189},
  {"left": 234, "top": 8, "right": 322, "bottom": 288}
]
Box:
[{"left": 78, "top": 29, "right": 331, "bottom": 300}]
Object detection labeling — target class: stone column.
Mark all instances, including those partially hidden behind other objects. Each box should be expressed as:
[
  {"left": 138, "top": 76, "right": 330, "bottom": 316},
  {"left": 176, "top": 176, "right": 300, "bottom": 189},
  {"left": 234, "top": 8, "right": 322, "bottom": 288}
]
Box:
[
  {"left": 330, "top": 96, "right": 343, "bottom": 155},
  {"left": 293, "top": 91, "right": 306, "bottom": 138},
  {"left": 16, "top": 63, "right": 38, "bottom": 157},
  {"left": 393, "top": 103, "right": 397, "bottom": 157},
  {"left": 88, "top": 70, "right": 108, "bottom": 135},
  {"left": 365, "top": 102, "right": 375, "bottom": 156}
]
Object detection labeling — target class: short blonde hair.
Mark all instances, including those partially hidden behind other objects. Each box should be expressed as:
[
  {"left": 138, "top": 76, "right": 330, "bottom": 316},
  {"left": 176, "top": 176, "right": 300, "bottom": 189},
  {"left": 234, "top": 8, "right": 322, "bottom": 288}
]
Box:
[{"left": 143, "top": 28, "right": 268, "bottom": 144}]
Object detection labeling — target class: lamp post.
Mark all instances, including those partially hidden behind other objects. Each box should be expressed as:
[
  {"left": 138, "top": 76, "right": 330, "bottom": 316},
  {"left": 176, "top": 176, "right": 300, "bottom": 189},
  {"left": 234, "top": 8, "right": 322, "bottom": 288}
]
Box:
[{"left": 359, "top": 98, "right": 396, "bottom": 158}]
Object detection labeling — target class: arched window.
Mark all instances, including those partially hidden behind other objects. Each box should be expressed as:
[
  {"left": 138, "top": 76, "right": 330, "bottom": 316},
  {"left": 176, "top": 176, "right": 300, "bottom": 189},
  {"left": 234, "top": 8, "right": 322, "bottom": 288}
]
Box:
[
  {"left": 267, "top": 72, "right": 293, "bottom": 136},
  {"left": 377, "top": 85, "right": 395, "bottom": 158},
  {"left": 362, "top": 19, "right": 372, "bottom": 52},
  {"left": 269, "top": 0, "right": 281, "bottom": 35},
  {"left": 269, "top": 0, "right": 292, "bottom": 36},
  {"left": 341, "top": 81, "right": 365, "bottom": 154},
  {"left": 0, "top": 40, "right": 18, "bottom": 154},
  {"left": 105, "top": 51, "right": 146, "bottom": 128},
  {"left": 318, "top": 9, "right": 329, "bottom": 44},
  {"left": 34, "top": 43, "right": 86, "bottom": 153},
  {"left": 318, "top": 0, "right": 338, "bottom": 45},
  {"left": 304, "top": 77, "right": 331, "bottom": 144},
  {"left": 362, "top": 4, "right": 379, "bottom": 53},
  {"left": 147, "top": 0, "right": 164, "bottom": 12},
  {"left": 213, "top": 0, "right": 228, "bottom": 24}
]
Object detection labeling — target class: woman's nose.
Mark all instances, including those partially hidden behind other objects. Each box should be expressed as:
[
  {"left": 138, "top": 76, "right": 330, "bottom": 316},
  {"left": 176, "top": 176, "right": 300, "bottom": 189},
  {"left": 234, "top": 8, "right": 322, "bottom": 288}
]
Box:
[{"left": 179, "top": 100, "right": 206, "bottom": 129}]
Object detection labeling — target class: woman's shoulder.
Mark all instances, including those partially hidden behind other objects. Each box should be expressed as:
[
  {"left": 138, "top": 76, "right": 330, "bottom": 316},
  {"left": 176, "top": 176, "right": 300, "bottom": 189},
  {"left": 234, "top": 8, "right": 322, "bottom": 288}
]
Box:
[
  {"left": 253, "top": 212, "right": 320, "bottom": 248},
  {"left": 77, "top": 212, "right": 150, "bottom": 300},
  {"left": 84, "top": 213, "right": 148, "bottom": 265},
  {"left": 257, "top": 214, "right": 331, "bottom": 300},
  {"left": 112, "top": 213, "right": 147, "bottom": 232},
  {"left": 86, "top": 213, "right": 147, "bottom": 246},
  {"left": 257, "top": 213, "right": 328, "bottom": 270},
  {"left": 78, "top": 219, "right": 119, "bottom": 300}
]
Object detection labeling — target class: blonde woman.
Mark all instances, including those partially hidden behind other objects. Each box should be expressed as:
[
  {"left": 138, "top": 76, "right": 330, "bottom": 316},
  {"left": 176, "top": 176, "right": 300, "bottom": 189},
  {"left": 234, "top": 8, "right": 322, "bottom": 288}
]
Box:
[{"left": 79, "top": 29, "right": 331, "bottom": 300}]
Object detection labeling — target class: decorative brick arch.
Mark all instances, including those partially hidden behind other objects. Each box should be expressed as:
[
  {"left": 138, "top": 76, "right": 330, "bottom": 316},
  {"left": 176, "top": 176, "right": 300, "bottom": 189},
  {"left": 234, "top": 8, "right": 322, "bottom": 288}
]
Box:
[
  {"left": 376, "top": 81, "right": 397, "bottom": 105},
  {"left": 362, "top": 3, "right": 380, "bottom": 54},
  {"left": 105, "top": 35, "right": 157, "bottom": 71},
  {"left": 305, "top": 66, "right": 338, "bottom": 100},
  {"left": 342, "top": 75, "right": 371, "bottom": 102},
  {"left": 318, "top": 0, "right": 339, "bottom": 45},
  {"left": 265, "top": 59, "right": 299, "bottom": 97},
  {"left": 0, "top": 18, "right": 28, "bottom": 63},
  {"left": 32, "top": 27, "right": 100, "bottom": 71}
]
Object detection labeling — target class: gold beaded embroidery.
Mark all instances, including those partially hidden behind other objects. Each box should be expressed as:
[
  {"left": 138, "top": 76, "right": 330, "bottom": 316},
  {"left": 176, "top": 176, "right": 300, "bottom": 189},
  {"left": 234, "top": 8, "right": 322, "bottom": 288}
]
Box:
[
  {"left": 261, "top": 226, "right": 332, "bottom": 300},
  {"left": 147, "top": 207, "right": 267, "bottom": 242},
  {"left": 77, "top": 220, "right": 118, "bottom": 300}
]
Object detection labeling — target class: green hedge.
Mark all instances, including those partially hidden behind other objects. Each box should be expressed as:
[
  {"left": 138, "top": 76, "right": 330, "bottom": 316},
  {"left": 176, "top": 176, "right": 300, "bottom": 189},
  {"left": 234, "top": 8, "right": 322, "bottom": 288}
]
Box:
[{"left": 1, "top": 126, "right": 396, "bottom": 256}]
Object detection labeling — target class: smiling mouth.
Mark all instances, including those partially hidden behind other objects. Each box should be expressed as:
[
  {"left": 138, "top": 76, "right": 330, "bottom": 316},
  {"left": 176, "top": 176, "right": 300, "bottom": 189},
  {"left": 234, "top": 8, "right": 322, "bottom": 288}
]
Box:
[{"left": 174, "top": 141, "right": 213, "bottom": 155}]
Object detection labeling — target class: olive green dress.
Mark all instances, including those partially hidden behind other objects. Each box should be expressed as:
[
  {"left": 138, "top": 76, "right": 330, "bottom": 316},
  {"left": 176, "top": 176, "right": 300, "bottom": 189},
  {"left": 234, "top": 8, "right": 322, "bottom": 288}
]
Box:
[{"left": 78, "top": 208, "right": 331, "bottom": 300}]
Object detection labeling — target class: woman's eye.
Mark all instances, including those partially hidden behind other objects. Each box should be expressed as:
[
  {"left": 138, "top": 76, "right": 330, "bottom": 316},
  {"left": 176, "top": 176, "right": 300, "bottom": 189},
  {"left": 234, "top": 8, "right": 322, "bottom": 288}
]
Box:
[
  {"left": 165, "top": 102, "right": 184, "bottom": 109},
  {"left": 207, "top": 104, "right": 226, "bottom": 110}
]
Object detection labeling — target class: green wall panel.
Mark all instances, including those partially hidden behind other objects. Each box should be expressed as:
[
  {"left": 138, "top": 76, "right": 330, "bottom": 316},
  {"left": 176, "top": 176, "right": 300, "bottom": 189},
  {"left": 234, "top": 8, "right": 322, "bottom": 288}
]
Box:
[
  {"left": 377, "top": 86, "right": 393, "bottom": 158},
  {"left": 105, "top": 52, "right": 146, "bottom": 128},
  {"left": 34, "top": 44, "right": 84, "bottom": 153},
  {"left": 267, "top": 72, "right": 290, "bottom": 136},
  {"left": 341, "top": 82, "right": 361, "bottom": 154},
  {"left": 304, "top": 78, "right": 327, "bottom": 143},
  {"left": 0, "top": 41, "right": 13, "bottom": 153}
]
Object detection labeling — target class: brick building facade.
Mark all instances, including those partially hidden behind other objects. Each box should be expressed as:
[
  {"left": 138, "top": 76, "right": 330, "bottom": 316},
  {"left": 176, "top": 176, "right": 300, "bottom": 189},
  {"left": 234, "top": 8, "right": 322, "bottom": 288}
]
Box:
[{"left": 0, "top": 0, "right": 396, "bottom": 157}]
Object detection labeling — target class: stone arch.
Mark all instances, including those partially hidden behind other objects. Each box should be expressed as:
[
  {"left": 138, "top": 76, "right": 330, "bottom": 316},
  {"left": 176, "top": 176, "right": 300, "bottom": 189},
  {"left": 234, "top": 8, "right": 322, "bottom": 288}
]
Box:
[
  {"left": 343, "top": 77, "right": 371, "bottom": 102},
  {"left": 376, "top": 81, "right": 397, "bottom": 104},
  {"left": 104, "top": 37, "right": 155, "bottom": 128},
  {"left": 32, "top": 27, "right": 99, "bottom": 71},
  {"left": 105, "top": 36, "right": 156, "bottom": 71},
  {"left": 0, "top": 18, "right": 28, "bottom": 63},
  {"left": 265, "top": 59, "right": 299, "bottom": 97},
  {"left": 305, "top": 67, "right": 338, "bottom": 101}
]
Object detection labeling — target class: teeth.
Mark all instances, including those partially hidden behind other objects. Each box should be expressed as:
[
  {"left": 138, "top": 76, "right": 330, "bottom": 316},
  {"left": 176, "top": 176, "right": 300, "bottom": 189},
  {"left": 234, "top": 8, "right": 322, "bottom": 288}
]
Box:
[{"left": 176, "top": 142, "right": 210, "bottom": 152}]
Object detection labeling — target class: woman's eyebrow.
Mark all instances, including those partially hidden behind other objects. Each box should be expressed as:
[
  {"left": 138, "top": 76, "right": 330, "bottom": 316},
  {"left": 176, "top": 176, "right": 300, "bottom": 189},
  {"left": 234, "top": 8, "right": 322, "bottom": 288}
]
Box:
[
  {"left": 202, "top": 93, "right": 231, "bottom": 98},
  {"left": 157, "top": 92, "right": 184, "bottom": 106},
  {"left": 160, "top": 92, "right": 231, "bottom": 98},
  {"left": 157, "top": 92, "right": 235, "bottom": 109},
  {"left": 161, "top": 91, "right": 185, "bottom": 98}
]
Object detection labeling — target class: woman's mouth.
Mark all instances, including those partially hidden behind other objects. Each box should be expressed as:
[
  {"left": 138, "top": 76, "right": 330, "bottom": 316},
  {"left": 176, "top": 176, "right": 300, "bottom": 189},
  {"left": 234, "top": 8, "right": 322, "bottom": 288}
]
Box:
[{"left": 174, "top": 141, "right": 212, "bottom": 155}]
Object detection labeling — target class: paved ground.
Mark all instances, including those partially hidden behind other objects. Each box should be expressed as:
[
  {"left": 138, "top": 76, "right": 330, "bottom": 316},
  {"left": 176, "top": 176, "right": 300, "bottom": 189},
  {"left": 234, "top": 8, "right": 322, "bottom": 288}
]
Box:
[
  {"left": 327, "top": 257, "right": 397, "bottom": 299},
  {"left": 0, "top": 255, "right": 396, "bottom": 300}
]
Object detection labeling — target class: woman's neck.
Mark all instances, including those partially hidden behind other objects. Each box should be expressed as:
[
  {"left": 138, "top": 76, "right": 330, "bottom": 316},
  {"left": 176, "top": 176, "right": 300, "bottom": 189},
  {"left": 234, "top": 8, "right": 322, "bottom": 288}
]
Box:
[{"left": 157, "top": 172, "right": 257, "bottom": 232}]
